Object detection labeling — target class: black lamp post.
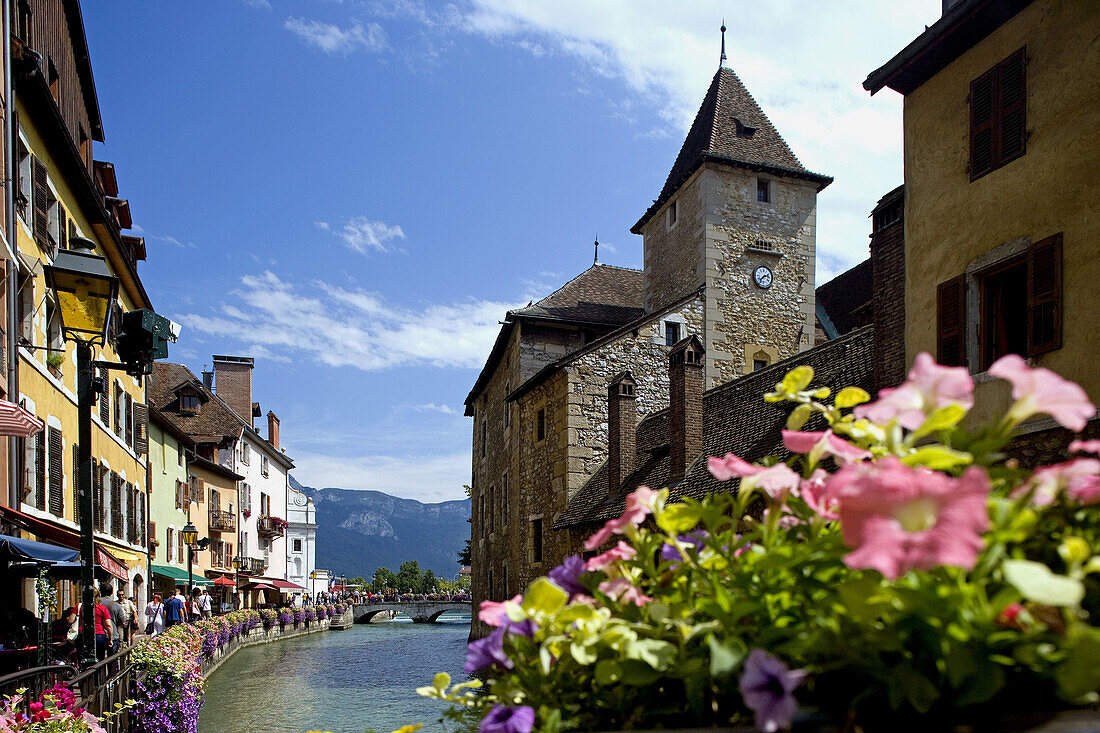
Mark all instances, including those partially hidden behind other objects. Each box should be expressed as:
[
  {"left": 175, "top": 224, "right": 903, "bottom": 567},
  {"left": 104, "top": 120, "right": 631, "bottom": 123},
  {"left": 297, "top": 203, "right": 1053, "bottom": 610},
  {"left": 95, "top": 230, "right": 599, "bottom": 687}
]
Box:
[
  {"left": 232, "top": 556, "right": 242, "bottom": 610},
  {"left": 43, "top": 237, "right": 119, "bottom": 669},
  {"left": 181, "top": 521, "right": 198, "bottom": 600}
]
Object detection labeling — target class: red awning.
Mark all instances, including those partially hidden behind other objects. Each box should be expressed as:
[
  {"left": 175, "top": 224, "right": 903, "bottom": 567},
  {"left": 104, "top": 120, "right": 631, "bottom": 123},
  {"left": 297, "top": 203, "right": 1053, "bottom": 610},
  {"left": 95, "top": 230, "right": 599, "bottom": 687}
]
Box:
[
  {"left": 242, "top": 582, "right": 277, "bottom": 591},
  {"left": 0, "top": 400, "right": 43, "bottom": 438},
  {"left": 212, "top": 576, "right": 236, "bottom": 586},
  {"left": 271, "top": 579, "right": 305, "bottom": 591},
  {"left": 95, "top": 546, "right": 127, "bottom": 581}
]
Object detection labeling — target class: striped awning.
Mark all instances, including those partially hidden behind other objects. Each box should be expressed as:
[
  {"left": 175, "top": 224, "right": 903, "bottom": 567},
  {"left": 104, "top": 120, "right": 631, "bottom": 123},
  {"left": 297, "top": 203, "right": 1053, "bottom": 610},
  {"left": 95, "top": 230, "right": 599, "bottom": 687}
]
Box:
[{"left": 0, "top": 400, "right": 43, "bottom": 437}]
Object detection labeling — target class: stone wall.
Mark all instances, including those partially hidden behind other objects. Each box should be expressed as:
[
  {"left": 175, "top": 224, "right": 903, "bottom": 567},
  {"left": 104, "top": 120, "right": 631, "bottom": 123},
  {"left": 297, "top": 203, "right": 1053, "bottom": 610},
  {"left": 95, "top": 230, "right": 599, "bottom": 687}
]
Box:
[
  {"left": 704, "top": 165, "right": 818, "bottom": 387},
  {"left": 641, "top": 170, "right": 706, "bottom": 312},
  {"left": 871, "top": 212, "right": 906, "bottom": 392}
]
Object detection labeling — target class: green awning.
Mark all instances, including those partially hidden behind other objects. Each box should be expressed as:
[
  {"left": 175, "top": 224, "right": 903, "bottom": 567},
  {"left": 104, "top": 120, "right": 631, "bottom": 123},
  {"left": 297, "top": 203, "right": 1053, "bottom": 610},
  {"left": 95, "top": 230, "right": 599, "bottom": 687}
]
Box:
[{"left": 151, "top": 564, "right": 213, "bottom": 586}]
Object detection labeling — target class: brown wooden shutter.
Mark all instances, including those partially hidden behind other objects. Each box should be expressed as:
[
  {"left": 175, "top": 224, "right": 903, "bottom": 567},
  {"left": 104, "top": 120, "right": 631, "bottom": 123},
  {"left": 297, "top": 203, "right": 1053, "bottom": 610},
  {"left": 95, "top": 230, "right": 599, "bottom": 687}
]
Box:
[
  {"left": 31, "top": 157, "right": 49, "bottom": 250},
  {"left": 113, "top": 384, "right": 122, "bottom": 436},
  {"left": 133, "top": 402, "right": 148, "bottom": 455},
  {"left": 124, "top": 392, "right": 134, "bottom": 447},
  {"left": 999, "top": 48, "right": 1026, "bottom": 164},
  {"left": 196, "top": 477, "right": 205, "bottom": 504},
  {"left": 937, "top": 275, "right": 967, "bottom": 367},
  {"left": 72, "top": 444, "right": 80, "bottom": 524},
  {"left": 98, "top": 369, "right": 110, "bottom": 425},
  {"left": 126, "top": 482, "right": 136, "bottom": 543},
  {"left": 138, "top": 492, "right": 146, "bottom": 547},
  {"left": 48, "top": 427, "right": 63, "bottom": 516},
  {"left": 148, "top": 520, "right": 157, "bottom": 554},
  {"left": 92, "top": 459, "right": 103, "bottom": 531},
  {"left": 1027, "top": 233, "right": 1062, "bottom": 357},
  {"left": 970, "top": 70, "right": 995, "bottom": 179},
  {"left": 35, "top": 430, "right": 46, "bottom": 510},
  {"left": 57, "top": 204, "right": 68, "bottom": 249},
  {"left": 111, "top": 472, "right": 123, "bottom": 538}
]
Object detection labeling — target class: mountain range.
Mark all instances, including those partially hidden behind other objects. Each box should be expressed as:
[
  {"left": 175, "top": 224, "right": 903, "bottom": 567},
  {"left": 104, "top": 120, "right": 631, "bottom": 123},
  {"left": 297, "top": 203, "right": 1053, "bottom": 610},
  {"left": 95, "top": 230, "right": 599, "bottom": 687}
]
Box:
[{"left": 289, "top": 475, "right": 471, "bottom": 581}]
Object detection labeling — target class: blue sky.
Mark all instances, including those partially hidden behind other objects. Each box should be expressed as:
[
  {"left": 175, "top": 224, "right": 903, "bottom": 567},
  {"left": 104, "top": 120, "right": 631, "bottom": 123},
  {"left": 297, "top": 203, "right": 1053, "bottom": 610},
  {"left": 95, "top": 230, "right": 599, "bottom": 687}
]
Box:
[{"left": 82, "top": 1, "right": 939, "bottom": 501}]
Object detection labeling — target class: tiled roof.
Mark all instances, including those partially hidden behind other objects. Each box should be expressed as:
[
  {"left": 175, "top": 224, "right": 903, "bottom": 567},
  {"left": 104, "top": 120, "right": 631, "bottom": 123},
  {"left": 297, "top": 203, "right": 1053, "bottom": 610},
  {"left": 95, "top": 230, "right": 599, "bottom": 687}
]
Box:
[
  {"left": 555, "top": 326, "right": 875, "bottom": 529},
  {"left": 149, "top": 363, "right": 245, "bottom": 445},
  {"left": 633, "top": 67, "right": 832, "bottom": 233},
  {"left": 816, "top": 259, "right": 873, "bottom": 337},
  {"left": 465, "top": 265, "right": 646, "bottom": 413},
  {"left": 509, "top": 264, "right": 645, "bottom": 326}
]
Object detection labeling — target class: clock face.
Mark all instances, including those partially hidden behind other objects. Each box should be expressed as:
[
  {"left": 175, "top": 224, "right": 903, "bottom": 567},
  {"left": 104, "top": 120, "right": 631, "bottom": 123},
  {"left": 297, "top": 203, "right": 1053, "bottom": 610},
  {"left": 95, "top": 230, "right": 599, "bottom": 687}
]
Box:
[{"left": 753, "top": 265, "right": 773, "bottom": 289}]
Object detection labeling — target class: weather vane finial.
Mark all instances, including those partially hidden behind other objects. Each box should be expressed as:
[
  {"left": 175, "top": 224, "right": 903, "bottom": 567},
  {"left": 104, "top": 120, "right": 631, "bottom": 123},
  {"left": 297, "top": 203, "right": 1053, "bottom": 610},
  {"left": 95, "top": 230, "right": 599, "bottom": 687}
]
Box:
[
  {"left": 720, "top": 20, "right": 727, "bottom": 67},
  {"left": 594, "top": 235, "right": 600, "bottom": 265}
]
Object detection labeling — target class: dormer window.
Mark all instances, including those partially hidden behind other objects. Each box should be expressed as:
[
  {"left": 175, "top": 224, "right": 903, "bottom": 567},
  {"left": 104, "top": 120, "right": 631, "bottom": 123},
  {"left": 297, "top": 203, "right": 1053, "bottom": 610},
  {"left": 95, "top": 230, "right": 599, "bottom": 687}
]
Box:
[
  {"left": 180, "top": 394, "right": 200, "bottom": 415},
  {"left": 734, "top": 118, "right": 758, "bottom": 138}
]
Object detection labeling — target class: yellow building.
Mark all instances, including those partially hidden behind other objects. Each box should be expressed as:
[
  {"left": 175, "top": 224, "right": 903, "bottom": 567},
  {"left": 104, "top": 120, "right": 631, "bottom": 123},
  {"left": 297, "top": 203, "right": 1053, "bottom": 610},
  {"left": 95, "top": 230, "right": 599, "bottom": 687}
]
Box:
[
  {"left": 6, "top": 0, "right": 154, "bottom": 611},
  {"left": 864, "top": 0, "right": 1099, "bottom": 448}
]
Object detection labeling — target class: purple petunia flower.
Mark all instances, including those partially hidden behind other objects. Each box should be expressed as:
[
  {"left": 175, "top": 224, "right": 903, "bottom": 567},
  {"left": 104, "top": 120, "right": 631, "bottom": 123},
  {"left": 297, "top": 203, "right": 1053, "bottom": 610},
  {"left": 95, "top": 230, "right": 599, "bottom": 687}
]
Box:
[
  {"left": 548, "top": 554, "right": 587, "bottom": 597},
  {"left": 465, "top": 627, "right": 514, "bottom": 674},
  {"left": 479, "top": 705, "right": 535, "bottom": 733},
  {"left": 660, "top": 531, "right": 708, "bottom": 563},
  {"left": 501, "top": 617, "right": 538, "bottom": 638},
  {"left": 738, "top": 649, "right": 807, "bottom": 733}
]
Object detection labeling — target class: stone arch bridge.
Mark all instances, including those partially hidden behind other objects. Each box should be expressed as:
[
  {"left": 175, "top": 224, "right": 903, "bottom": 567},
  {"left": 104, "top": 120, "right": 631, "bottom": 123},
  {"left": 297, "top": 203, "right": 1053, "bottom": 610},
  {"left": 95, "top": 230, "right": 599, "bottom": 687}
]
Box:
[{"left": 351, "top": 600, "right": 471, "bottom": 624}]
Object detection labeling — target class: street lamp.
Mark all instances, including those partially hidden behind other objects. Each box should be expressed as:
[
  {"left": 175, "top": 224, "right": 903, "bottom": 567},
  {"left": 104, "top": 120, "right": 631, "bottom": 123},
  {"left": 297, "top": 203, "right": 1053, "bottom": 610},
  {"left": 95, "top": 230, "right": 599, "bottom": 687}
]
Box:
[
  {"left": 232, "top": 556, "right": 242, "bottom": 610},
  {"left": 182, "top": 521, "right": 198, "bottom": 599},
  {"left": 43, "top": 237, "right": 118, "bottom": 669}
]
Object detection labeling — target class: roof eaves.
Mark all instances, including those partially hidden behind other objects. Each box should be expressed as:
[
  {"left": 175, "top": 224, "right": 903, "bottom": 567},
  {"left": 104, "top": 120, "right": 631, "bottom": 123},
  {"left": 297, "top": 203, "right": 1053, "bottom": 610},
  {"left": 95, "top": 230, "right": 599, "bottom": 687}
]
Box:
[{"left": 464, "top": 320, "right": 515, "bottom": 415}]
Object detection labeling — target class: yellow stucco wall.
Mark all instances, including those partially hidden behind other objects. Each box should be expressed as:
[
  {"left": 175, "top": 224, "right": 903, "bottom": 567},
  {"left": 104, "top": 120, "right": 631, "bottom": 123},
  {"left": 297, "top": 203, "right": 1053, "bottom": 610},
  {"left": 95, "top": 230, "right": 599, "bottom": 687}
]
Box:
[
  {"left": 902, "top": 0, "right": 1100, "bottom": 423},
  {"left": 188, "top": 463, "right": 239, "bottom": 578},
  {"left": 14, "top": 100, "right": 150, "bottom": 571}
]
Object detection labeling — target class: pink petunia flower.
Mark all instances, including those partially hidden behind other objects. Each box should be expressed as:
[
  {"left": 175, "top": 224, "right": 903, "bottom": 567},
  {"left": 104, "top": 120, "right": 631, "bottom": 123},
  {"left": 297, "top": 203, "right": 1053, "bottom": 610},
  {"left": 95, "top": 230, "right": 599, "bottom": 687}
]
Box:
[
  {"left": 855, "top": 352, "right": 974, "bottom": 430},
  {"left": 586, "top": 541, "right": 637, "bottom": 571},
  {"left": 990, "top": 354, "right": 1096, "bottom": 432},
  {"left": 782, "top": 429, "right": 871, "bottom": 465},
  {"left": 826, "top": 458, "right": 990, "bottom": 579},
  {"left": 478, "top": 595, "right": 522, "bottom": 627},
  {"left": 708, "top": 453, "right": 759, "bottom": 481},
  {"left": 597, "top": 576, "right": 652, "bottom": 606},
  {"left": 708, "top": 453, "right": 799, "bottom": 501},
  {"left": 799, "top": 469, "right": 838, "bottom": 520},
  {"left": 583, "top": 486, "right": 658, "bottom": 551},
  {"left": 1021, "top": 458, "right": 1100, "bottom": 506},
  {"left": 1069, "top": 439, "right": 1100, "bottom": 456}
]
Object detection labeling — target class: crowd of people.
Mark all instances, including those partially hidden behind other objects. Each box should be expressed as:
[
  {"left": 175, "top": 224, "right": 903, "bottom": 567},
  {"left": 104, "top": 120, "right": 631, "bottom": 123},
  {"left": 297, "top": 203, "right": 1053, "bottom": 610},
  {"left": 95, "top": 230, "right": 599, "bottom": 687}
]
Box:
[{"left": 328, "top": 589, "right": 471, "bottom": 604}]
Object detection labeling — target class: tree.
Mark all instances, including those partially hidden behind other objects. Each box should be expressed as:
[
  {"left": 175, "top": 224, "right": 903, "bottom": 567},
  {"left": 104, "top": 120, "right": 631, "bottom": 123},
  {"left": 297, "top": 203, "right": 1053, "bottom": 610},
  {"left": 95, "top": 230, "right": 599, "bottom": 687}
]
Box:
[
  {"left": 395, "top": 560, "right": 423, "bottom": 593},
  {"left": 372, "top": 566, "right": 397, "bottom": 591},
  {"left": 458, "top": 538, "right": 472, "bottom": 566}
]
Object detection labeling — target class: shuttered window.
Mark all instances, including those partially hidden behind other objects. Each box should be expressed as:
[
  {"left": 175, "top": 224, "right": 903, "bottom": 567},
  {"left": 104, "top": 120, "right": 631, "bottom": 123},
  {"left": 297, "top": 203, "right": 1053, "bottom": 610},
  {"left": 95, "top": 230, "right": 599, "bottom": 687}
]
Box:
[
  {"left": 92, "top": 459, "right": 103, "bottom": 532},
  {"left": 124, "top": 393, "right": 134, "bottom": 448},
  {"left": 133, "top": 403, "right": 149, "bottom": 455},
  {"left": 970, "top": 47, "right": 1026, "bottom": 180},
  {"left": 113, "top": 383, "right": 123, "bottom": 438},
  {"left": 72, "top": 444, "right": 80, "bottom": 524},
  {"left": 148, "top": 520, "right": 157, "bottom": 554},
  {"left": 126, "top": 482, "right": 137, "bottom": 543},
  {"left": 111, "top": 472, "right": 123, "bottom": 539},
  {"left": 34, "top": 430, "right": 46, "bottom": 511},
  {"left": 936, "top": 275, "right": 967, "bottom": 368},
  {"left": 98, "top": 369, "right": 110, "bottom": 426},
  {"left": 48, "top": 427, "right": 63, "bottom": 517},
  {"left": 1026, "top": 233, "right": 1062, "bottom": 357},
  {"left": 32, "top": 157, "right": 49, "bottom": 251}
]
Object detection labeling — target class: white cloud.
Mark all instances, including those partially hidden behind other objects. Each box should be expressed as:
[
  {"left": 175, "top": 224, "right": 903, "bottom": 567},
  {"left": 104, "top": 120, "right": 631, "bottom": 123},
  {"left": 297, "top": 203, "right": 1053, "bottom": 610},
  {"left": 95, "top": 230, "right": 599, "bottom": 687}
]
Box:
[
  {"left": 413, "top": 403, "right": 460, "bottom": 415},
  {"left": 241, "top": 0, "right": 272, "bottom": 9},
  {"left": 284, "top": 17, "right": 389, "bottom": 55},
  {"left": 150, "top": 233, "right": 197, "bottom": 249},
  {"left": 291, "top": 450, "right": 470, "bottom": 502},
  {"left": 180, "top": 270, "right": 523, "bottom": 372},
  {"left": 315, "top": 217, "right": 406, "bottom": 254},
  {"left": 374, "top": 0, "right": 940, "bottom": 274}
]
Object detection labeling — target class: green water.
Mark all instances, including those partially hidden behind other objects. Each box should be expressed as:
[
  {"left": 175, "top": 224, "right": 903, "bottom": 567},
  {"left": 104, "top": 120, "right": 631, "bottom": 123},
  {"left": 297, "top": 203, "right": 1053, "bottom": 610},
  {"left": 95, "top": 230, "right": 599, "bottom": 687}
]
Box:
[{"left": 199, "top": 618, "right": 470, "bottom": 733}]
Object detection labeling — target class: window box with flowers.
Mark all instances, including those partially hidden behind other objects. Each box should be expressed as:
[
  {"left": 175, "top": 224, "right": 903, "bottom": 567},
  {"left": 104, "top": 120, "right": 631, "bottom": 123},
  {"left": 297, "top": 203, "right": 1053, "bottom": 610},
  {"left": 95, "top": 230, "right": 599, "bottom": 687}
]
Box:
[
  {"left": 417, "top": 355, "right": 1100, "bottom": 733},
  {"left": 257, "top": 515, "right": 287, "bottom": 537}
]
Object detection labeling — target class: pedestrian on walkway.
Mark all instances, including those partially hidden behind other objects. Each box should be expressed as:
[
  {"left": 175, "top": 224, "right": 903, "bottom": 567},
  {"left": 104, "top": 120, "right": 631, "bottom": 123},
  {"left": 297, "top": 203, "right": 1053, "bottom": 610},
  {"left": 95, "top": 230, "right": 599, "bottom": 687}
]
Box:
[
  {"left": 144, "top": 594, "right": 165, "bottom": 636},
  {"left": 198, "top": 588, "right": 213, "bottom": 618},
  {"left": 122, "top": 594, "right": 139, "bottom": 644},
  {"left": 163, "top": 588, "right": 186, "bottom": 628},
  {"left": 104, "top": 585, "right": 126, "bottom": 654}
]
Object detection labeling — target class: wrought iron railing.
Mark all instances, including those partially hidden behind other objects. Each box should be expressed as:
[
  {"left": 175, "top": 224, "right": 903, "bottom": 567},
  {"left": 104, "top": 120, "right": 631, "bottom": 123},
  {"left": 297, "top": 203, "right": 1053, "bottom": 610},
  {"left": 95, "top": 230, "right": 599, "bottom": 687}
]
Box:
[
  {"left": 209, "top": 508, "right": 236, "bottom": 531},
  {"left": 239, "top": 555, "right": 266, "bottom": 574}
]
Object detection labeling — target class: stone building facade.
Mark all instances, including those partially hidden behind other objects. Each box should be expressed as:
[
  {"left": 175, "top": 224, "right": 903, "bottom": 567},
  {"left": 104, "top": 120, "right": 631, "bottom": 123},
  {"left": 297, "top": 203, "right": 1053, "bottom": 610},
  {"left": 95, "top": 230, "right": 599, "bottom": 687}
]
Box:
[{"left": 466, "top": 64, "right": 834, "bottom": 634}]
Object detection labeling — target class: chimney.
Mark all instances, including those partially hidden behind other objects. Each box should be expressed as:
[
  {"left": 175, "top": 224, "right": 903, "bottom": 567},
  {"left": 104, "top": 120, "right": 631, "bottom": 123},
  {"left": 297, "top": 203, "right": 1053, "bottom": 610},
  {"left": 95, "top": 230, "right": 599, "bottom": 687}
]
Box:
[
  {"left": 870, "top": 185, "right": 906, "bottom": 391},
  {"left": 211, "top": 355, "right": 255, "bottom": 426},
  {"left": 267, "top": 411, "right": 280, "bottom": 450},
  {"left": 668, "top": 335, "right": 704, "bottom": 484},
  {"left": 202, "top": 369, "right": 213, "bottom": 390},
  {"left": 607, "top": 372, "right": 638, "bottom": 498}
]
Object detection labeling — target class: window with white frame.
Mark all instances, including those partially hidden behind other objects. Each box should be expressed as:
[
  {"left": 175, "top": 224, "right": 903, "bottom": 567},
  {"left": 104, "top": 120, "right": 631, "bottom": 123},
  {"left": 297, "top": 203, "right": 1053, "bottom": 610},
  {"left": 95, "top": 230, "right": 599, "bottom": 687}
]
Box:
[{"left": 261, "top": 454, "right": 269, "bottom": 477}]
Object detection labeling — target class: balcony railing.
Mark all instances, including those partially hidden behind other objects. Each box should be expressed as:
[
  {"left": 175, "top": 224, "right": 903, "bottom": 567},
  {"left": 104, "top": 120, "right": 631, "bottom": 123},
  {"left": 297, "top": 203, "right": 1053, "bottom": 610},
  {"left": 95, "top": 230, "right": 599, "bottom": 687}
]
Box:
[
  {"left": 209, "top": 509, "right": 236, "bottom": 532},
  {"left": 257, "top": 515, "right": 286, "bottom": 537},
  {"left": 237, "top": 556, "right": 266, "bottom": 575}
]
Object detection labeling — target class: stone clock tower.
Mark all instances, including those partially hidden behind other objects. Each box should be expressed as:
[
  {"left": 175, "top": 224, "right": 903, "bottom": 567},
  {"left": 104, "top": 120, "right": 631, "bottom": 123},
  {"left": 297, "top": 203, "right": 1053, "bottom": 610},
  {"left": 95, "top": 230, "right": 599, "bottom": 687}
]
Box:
[{"left": 632, "top": 66, "right": 832, "bottom": 388}]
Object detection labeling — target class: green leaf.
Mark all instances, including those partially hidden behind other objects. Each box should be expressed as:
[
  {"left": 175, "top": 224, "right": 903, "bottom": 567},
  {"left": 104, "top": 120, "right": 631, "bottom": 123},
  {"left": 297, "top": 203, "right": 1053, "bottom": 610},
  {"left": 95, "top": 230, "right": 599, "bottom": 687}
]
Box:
[
  {"left": 594, "top": 659, "right": 623, "bottom": 685},
  {"left": 656, "top": 504, "right": 704, "bottom": 534},
  {"left": 1002, "top": 559, "right": 1085, "bottom": 607},
  {"left": 834, "top": 386, "right": 870, "bottom": 409},
  {"left": 619, "top": 660, "right": 663, "bottom": 686},
  {"left": 569, "top": 639, "right": 598, "bottom": 666},
  {"left": 900, "top": 445, "right": 973, "bottom": 470},
  {"left": 785, "top": 403, "right": 812, "bottom": 430},
  {"left": 623, "top": 639, "right": 675, "bottom": 671},
  {"left": 523, "top": 578, "right": 568, "bottom": 616},
  {"left": 955, "top": 658, "right": 1005, "bottom": 707},
  {"left": 706, "top": 634, "right": 746, "bottom": 676},
  {"left": 1055, "top": 627, "right": 1100, "bottom": 701},
  {"left": 782, "top": 366, "right": 814, "bottom": 394},
  {"left": 910, "top": 404, "right": 967, "bottom": 440}
]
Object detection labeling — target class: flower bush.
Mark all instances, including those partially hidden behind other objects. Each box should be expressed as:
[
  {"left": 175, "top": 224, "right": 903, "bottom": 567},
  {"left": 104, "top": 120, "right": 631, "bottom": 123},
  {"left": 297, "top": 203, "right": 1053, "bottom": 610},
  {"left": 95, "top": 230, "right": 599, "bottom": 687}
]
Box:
[
  {"left": 0, "top": 685, "right": 129, "bottom": 732},
  {"left": 420, "top": 353, "right": 1100, "bottom": 731},
  {"left": 260, "top": 608, "right": 278, "bottom": 627}
]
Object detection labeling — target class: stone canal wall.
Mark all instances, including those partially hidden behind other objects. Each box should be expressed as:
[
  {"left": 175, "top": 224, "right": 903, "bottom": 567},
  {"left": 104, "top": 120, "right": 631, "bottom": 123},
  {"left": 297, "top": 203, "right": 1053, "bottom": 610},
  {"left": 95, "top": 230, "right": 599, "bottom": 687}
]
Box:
[{"left": 201, "top": 611, "right": 354, "bottom": 678}]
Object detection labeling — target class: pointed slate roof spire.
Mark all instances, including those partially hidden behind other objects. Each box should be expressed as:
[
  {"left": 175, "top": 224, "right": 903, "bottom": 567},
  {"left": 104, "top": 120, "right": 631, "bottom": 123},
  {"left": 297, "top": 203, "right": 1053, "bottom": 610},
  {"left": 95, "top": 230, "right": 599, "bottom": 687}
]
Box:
[{"left": 632, "top": 67, "right": 832, "bottom": 233}]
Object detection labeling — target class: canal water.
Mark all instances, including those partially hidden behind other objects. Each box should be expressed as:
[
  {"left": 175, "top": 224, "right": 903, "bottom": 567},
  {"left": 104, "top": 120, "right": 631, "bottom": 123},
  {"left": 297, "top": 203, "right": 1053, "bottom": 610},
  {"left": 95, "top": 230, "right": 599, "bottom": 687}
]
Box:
[{"left": 199, "top": 616, "right": 470, "bottom": 733}]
